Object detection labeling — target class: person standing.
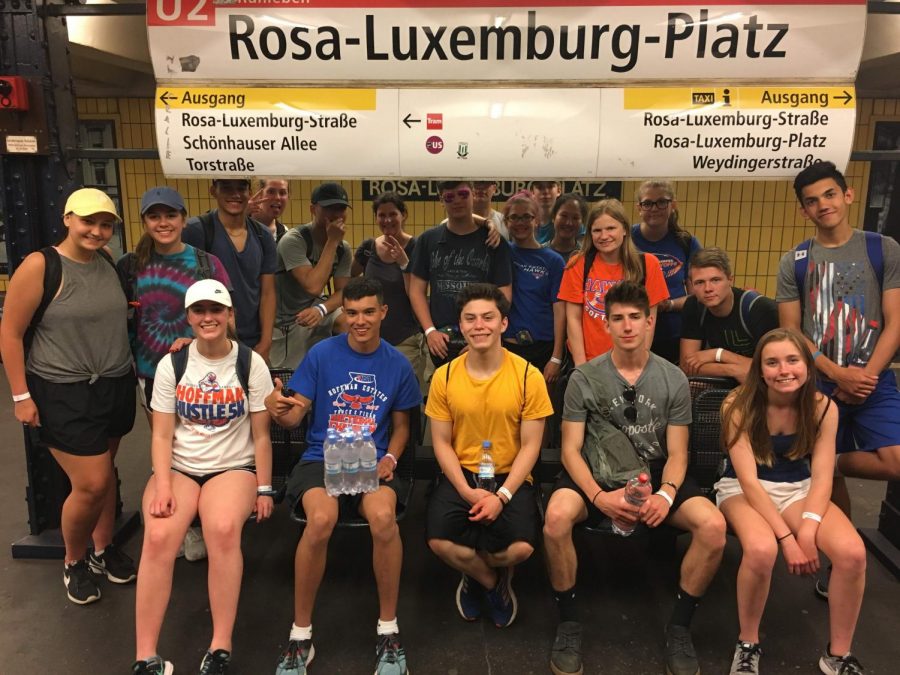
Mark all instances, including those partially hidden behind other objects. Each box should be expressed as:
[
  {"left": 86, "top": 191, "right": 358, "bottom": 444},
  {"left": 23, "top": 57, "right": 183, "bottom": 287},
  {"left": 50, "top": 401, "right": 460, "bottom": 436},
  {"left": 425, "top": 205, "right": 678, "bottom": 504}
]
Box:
[
  {"left": 250, "top": 177, "right": 290, "bottom": 242},
  {"left": 532, "top": 180, "right": 562, "bottom": 245}
]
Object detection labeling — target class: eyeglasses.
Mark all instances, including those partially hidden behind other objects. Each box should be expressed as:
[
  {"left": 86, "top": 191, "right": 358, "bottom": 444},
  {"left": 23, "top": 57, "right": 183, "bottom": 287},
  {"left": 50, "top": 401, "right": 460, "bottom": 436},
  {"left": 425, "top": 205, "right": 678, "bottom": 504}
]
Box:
[
  {"left": 441, "top": 189, "right": 472, "bottom": 203},
  {"left": 507, "top": 213, "right": 536, "bottom": 223},
  {"left": 638, "top": 198, "right": 672, "bottom": 211},
  {"left": 622, "top": 386, "right": 637, "bottom": 423}
]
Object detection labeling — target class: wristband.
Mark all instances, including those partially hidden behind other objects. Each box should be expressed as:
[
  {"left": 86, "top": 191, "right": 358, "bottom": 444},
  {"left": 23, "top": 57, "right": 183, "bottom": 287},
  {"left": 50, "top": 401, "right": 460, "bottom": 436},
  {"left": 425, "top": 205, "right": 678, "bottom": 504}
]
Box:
[
  {"left": 384, "top": 452, "right": 398, "bottom": 468},
  {"left": 315, "top": 303, "right": 327, "bottom": 317},
  {"left": 591, "top": 489, "right": 603, "bottom": 506},
  {"left": 655, "top": 490, "right": 674, "bottom": 507},
  {"left": 776, "top": 532, "right": 793, "bottom": 542},
  {"left": 811, "top": 350, "right": 823, "bottom": 361},
  {"left": 802, "top": 511, "right": 823, "bottom": 523},
  {"left": 549, "top": 357, "right": 563, "bottom": 365},
  {"left": 12, "top": 392, "right": 31, "bottom": 403},
  {"left": 715, "top": 347, "right": 724, "bottom": 363},
  {"left": 424, "top": 326, "right": 437, "bottom": 337},
  {"left": 497, "top": 486, "right": 514, "bottom": 503},
  {"left": 399, "top": 261, "right": 409, "bottom": 271},
  {"left": 257, "top": 485, "right": 277, "bottom": 497}
]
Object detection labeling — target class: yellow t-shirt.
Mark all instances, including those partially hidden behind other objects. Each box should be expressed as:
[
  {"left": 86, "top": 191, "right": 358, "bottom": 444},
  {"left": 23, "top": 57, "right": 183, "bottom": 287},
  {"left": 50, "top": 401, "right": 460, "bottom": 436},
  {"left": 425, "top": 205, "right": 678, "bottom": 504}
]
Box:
[{"left": 426, "top": 350, "right": 554, "bottom": 474}]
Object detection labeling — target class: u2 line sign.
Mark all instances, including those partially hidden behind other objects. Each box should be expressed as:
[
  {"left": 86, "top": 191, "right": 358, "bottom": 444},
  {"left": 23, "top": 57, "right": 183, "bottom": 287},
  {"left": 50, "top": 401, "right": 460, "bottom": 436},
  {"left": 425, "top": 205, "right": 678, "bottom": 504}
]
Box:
[
  {"left": 147, "top": 1, "right": 867, "bottom": 83},
  {"left": 155, "top": 85, "right": 856, "bottom": 179}
]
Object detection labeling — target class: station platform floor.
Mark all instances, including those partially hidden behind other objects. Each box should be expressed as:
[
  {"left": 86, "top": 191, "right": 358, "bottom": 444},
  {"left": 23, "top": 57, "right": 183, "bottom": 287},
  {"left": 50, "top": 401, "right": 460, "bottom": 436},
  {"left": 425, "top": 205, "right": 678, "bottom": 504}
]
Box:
[{"left": 0, "top": 371, "right": 897, "bottom": 675}]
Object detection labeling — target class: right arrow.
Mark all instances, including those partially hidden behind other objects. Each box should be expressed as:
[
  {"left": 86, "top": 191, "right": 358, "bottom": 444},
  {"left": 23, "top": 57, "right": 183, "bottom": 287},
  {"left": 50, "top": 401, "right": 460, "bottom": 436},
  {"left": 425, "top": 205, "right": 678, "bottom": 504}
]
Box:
[
  {"left": 402, "top": 113, "right": 421, "bottom": 129},
  {"left": 835, "top": 90, "right": 853, "bottom": 105}
]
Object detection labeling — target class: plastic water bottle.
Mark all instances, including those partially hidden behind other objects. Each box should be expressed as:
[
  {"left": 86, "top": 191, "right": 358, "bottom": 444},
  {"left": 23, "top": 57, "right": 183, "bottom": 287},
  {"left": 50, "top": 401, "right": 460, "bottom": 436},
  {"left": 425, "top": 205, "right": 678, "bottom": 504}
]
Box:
[
  {"left": 476, "top": 440, "right": 496, "bottom": 492},
  {"left": 341, "top": 429, "right": 361, "bottom": 494},
  {"left": 323, "top": 429, "right": 343, "bottom": 497},
  {"left": 849, "top": 320, "right": 878, "bottom": 367},
  {"left": 611, "top": 472, "right": 652, "bottom": 537},
  {"left": 358, "top": 428, "right": 378, "bottom": 493}
]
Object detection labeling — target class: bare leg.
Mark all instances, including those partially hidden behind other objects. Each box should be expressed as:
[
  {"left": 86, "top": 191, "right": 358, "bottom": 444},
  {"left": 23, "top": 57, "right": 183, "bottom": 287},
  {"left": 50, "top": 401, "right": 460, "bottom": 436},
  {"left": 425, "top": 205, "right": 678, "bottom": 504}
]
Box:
[
  {"left": 428, "top": 539, "right": 497, "bottom": 589},
  {"left": 293, "top": 488, "right": 338, "bottom": 626},
  {"left": 134, "top": 472, "right": 200, "bottom": 660},
  {"left": 91, "top": 438, "right": 123, "bottom": 551},
  {"left": 831, "top": 476, "right": 852, "bottom": 518},
  {"left": 360, "top": 487, "right": 401, "bottom": 621},
  {"left": 542, "top": 488, "right": 588, "bottom": 591},
  {"left": 666, "top": 497, "right": 727, "bottom": 597},
  {"left": 50, "top": 449, "right": 114, "bottom": 563},
  {"left": 483, "top": 541, "right": 534, "bottom": 568}
]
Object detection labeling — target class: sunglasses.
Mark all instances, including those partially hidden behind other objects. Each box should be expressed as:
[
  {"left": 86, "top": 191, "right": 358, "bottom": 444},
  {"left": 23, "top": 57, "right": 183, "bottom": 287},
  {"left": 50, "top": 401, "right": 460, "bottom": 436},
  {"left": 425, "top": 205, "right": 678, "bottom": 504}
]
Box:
[
  {"left": 622, "top": 386, "right": 637, "bottom": 423},
  {"left": 638, "top": 198, "right": 672, "bottom": 211},
  {"left": 441, "top": 189, "right": 472, "bottom": 203}
]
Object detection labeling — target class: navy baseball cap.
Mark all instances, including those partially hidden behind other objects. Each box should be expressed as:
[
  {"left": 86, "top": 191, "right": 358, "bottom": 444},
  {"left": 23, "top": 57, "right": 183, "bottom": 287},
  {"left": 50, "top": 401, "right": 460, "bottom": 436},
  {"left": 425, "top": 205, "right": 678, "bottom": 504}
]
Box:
[
  {"left": 311, "top": 182, "right": 351, "bottom": 208},
  {"left": 140, "top": 186, "right": 185, "bottom": 215}
]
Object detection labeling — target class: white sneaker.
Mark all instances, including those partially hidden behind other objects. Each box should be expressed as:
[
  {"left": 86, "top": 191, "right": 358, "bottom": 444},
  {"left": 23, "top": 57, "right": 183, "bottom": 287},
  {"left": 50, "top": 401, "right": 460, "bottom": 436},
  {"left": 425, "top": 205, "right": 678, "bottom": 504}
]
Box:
[{"left": 183, "top": 526, "right": 207, "bottom": 562}]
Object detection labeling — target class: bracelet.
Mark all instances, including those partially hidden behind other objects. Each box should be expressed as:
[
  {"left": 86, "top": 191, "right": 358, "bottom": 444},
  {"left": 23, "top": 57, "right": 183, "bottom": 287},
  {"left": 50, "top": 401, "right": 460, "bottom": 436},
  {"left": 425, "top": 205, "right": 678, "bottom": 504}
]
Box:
[
  {"left": 549, "top": 357, "right": 563, "bottom": 365},
  {"left": 715, "top": 347, "right": 724, "bottom": 363},
  {"left": 399, "top": 261, "right": 409, "bottom": 271},
  {"left": 497, "top": 486, "right": 514, "bottom": 503},
  {"left": 660, "top": 480, "right": 678, "bottom": 493},
  {"left": 12, "top": 392, "right": 31, "bottom": 403},
  {"left": 494, "top": 493, "right": 505, "bottom": 507},
  {"left": 655, "top": 490, "right": 674, "bottom": 507},
  {"left": 385, "top": 452, "right": 398, "bottom": 468},
  {"left": 802, "top": 511, "right": 823, "bottom": 523},
  {"left": 424, "top": 326, "right": 437, "bottom": 337},
  {"left": 776, "top": 532, "right": 793, "bottom": 542},
  {"left": 811, "top": 350, "right": 823, "bottom": 361},
  {"left": 315, "top": 303, "right": 327, "bottom": 317},
  {"left": 591, "top": 489, "right": 603, "bottom": 506}
]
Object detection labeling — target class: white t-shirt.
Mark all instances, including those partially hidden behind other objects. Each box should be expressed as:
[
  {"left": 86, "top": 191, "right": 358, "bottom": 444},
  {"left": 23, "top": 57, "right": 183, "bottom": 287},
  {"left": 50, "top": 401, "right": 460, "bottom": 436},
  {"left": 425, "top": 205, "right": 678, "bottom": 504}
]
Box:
[{"left": 152, "top": 342, "right": 274, "bottom": 475}]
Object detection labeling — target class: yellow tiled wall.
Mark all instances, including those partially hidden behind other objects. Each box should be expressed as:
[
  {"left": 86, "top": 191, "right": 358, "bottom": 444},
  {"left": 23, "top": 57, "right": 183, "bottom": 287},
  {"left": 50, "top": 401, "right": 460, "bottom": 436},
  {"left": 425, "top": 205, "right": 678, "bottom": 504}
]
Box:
[{"left": 2, "top": 97, "right": 895, "bottom": 296}]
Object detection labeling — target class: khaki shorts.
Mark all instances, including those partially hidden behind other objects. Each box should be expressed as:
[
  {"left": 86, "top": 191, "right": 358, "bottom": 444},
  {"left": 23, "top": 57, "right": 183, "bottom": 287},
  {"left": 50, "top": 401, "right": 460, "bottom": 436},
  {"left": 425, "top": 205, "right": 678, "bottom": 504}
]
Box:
[
  {"left": 393, "top": 332, "right": 426, "bottom": 390},
  {"left": 714, "top": 476, "right": 811, "bottom": 513},
  {"left": 271, "top": 308, "right": 341, "bottom": 370}
]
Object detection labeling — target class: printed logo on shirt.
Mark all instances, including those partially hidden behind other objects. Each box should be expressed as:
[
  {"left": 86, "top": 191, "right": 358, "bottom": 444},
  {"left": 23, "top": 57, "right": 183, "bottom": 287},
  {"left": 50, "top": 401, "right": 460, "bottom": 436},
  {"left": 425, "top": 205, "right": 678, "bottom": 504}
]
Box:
[
  {"left": 176, "top": 372, "right": 246, "bottom": 430},
  {"left": 326, "top": 371, "right": 387, "bottom": 432},
  {"left": 655, "top": 252, "right": 684, "bottom": 280},
  {"left": 583, "top": 278, "right": 619, "bottom": 319},
  {"left": 515, "top": 260, "right": 549, "bottom": 281}
]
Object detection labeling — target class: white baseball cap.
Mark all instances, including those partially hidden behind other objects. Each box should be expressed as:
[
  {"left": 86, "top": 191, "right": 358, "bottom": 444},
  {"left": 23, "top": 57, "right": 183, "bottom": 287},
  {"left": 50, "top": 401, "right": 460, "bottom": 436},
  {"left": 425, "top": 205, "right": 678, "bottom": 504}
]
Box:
[{"left": 184, "top": 279, "right": 232, "bottom": 309}]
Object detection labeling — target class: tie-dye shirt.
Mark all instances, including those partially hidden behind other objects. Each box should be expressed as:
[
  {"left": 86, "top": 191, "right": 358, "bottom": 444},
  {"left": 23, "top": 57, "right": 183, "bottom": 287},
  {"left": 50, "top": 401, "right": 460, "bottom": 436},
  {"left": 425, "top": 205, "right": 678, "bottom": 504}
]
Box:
[{"left": 120, "top": 244, "right": 231, "bottom": 379}]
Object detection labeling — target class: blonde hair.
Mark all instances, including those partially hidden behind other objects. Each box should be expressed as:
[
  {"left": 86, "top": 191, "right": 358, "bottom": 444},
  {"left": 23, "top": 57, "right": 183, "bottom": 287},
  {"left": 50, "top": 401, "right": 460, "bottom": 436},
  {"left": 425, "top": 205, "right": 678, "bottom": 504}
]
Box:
[{"left": 568, "top": 199, "right": 644, "bottom": 283}]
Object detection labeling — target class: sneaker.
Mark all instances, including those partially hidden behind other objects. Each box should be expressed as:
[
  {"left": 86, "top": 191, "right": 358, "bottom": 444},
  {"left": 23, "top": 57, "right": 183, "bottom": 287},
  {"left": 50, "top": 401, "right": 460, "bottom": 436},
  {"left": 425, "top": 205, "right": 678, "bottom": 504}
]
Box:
[
  {"left": 455, "top": 573, "right": 482, "bottom": 621},
  {"left": 815, "top": 564, "right": 832, "bottom": 601},
  {"left": 819, "top": 649, "right": 865, "bottom": 675},
  {"left": 199, "top": 649, "right": 230, "bottom": 675},
  {"left": 550, "top": 621, "right": 583, "bottom": 675},
  {"left": 89, "top": 543, "right": 137, "bottom": 584},
  {"left": 132, "top": 656, "right": 174, "bottom": 675},
  {"left": 485, "top": 566, "right": 518, "bottom": 628},
  {"left": 63, "top": 559, "right": 101, "bottom": 605},
  {"left": 664, "top": 624, "right": 700, "bottom": 675},
  {"left": 374, "top": 633, "right": 408, "bottom": 675},
  {"left": 275, "top": 639, "right": 315, "bottom": 675},
  {"left": 730, "top": 641, "right": 762, "bottom": 674},
  {"left": 184, "top": 526, "right": 208, "bottom": 562}
]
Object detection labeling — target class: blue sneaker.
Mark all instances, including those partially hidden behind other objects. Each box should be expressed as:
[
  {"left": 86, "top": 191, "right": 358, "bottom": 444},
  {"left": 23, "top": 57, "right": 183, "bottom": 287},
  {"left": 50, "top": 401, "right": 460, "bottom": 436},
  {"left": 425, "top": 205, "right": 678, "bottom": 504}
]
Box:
[
  {"left": 486, "top": 566, "right": 518, "bottom": 628},
  {"left": 275, "top": 639, "right": 314, "bottom": 675},
  {"left": 455, "top": 574, "right": 482, "bottom": 621},
  {"left": 375, "top": 633, "right": 408, "bottom": 675}
]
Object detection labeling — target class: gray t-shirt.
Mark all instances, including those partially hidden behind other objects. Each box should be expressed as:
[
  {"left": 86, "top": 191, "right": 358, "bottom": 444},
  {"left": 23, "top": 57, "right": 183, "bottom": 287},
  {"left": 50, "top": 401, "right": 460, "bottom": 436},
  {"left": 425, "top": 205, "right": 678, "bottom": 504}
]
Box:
[
  {"left": 776, "top": 230, "right": 900, "bottom": 368},
  {"left": 563, "top": 352, "right": 692, "bottom": 461},
  {"left": 275, "top": 223, "right": 351, "bottom": 325}
]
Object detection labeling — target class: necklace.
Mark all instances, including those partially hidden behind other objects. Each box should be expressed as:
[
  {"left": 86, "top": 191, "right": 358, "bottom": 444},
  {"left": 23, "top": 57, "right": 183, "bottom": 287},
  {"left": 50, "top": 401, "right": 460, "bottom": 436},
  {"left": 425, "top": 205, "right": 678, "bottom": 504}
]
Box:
[{"left": 226, "top": 228, "right": 246, "bottom": 238}]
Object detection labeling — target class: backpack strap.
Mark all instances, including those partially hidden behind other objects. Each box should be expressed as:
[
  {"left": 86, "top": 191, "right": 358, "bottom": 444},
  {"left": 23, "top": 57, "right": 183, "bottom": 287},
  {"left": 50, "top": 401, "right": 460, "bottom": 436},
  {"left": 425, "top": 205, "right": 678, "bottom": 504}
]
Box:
[
  {"left": 171, "top": 345, "right": 189, "bottom": 387},
  {"left": 118, "top": 251, "right": 138, "bottom": 305},
  {"left": 863, "top": 231, "right": 884, "bottom": 288},
  {"left": 792, "top": 238, "right": 813, "bottom": 298},
  {"left": 24, "top": 247, "right": 63, "bottom": 354},
  {"left": 738, "top": 289, "right": 762, "bottom": 338},
  {"left": 581, "top": 248, "right": 597, "bottom": 298},
  {"left": 194, "top": 248, "right": 213, "bottom": 279},
  {"left": 199, "top": 211, "right": 216, "bottom": 251},
  {"left": 172, "top": 341, "right": 252, "bottom": 397}
]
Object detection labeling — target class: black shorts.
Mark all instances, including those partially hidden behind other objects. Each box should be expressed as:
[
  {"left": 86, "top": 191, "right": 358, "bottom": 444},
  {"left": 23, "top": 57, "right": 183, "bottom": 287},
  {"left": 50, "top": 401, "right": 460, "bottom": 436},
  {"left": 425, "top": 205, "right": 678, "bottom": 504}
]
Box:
[
  {"left": 173, "top": 465, "right": 256, "bottom": 487},
  {"left": 426, "top": 471, "right": 540, "bottom": 554},
  {"left": 553, "top": 459, "right": 705, "bottom": 530},
  {"left": 286, "top": 460, "right": 409, "bottom": 519},
  {"left": 27, "top": 371, "right": 137, "bottom": 456}
]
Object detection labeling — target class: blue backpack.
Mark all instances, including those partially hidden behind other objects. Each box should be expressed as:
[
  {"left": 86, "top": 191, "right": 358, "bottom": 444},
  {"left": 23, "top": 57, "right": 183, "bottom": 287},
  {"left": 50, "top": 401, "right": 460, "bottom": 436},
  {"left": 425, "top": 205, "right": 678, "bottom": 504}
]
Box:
[{"left": 792, "top": 231, "right": 884, "bottom": 305}]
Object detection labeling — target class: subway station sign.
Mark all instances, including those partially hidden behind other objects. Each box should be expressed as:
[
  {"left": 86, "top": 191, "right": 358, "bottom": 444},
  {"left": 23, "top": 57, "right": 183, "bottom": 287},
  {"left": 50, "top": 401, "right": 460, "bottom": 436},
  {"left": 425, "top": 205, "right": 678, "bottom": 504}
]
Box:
[
  {"left": 147, "top": 1, "right": 867, "bottom": 83},
  {"left": 155, "top": 85, "right": 856, "bottom": 179}
]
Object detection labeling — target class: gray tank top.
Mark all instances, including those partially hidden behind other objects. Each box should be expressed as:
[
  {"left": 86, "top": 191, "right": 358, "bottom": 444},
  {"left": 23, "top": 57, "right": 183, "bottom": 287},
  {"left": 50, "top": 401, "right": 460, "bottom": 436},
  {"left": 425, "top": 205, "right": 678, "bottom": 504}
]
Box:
[{"left": 27, "top": 253, "right": 133, "bottom": 383}]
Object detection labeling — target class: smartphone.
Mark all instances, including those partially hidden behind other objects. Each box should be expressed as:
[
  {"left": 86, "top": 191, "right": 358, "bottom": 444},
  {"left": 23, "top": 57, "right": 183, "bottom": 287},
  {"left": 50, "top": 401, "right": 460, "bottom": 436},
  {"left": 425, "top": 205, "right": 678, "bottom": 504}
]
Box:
[{"left": 281, "top": 386, "right": 296, "bottom": 398}]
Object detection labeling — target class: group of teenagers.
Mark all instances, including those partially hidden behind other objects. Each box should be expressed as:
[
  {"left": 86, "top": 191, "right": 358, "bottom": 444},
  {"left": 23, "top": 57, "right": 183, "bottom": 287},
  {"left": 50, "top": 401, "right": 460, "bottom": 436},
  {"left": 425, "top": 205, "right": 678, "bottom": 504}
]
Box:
[{"left": 0, "top": 159, "right": 897, "bottom": 675}]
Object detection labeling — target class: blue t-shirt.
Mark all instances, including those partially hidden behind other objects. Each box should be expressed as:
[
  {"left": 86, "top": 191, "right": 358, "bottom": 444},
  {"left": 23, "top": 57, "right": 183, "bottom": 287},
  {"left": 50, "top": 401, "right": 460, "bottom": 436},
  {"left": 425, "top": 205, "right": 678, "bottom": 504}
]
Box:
[
  {"left": 630, "top": 225, "right": 702, "bottom": 341},
  {"left": 505, "top": 245, "right": 565, "bottom": 343},
  {"left": 535, "top": 221, "right": 554, "bottom": 245},
  {"left": 183, "top": 211, "right": 277, "bottom": 347},
  {"left": 287, "top": 335, "right": 422, "bottom": 461}
]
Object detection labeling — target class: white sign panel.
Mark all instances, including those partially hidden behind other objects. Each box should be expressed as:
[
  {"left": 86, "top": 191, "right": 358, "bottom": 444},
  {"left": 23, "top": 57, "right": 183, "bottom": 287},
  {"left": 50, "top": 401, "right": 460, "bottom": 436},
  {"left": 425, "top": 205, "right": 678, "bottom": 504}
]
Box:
[
  {"left": 598, "top": 86, "right": 856, "bottom": 178},
  {"left": 155, "top": 88, "right": 399, "bottom": 176},
  {"left": 147, "top": 1, "right": 867, "bottom": 84}
]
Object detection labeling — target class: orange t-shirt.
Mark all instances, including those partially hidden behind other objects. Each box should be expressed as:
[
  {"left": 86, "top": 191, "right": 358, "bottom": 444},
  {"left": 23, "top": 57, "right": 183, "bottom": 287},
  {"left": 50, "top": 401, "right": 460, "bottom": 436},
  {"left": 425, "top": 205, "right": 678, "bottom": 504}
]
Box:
[{"left": 557, "top": 253, "right": 669, "bottom": 360}]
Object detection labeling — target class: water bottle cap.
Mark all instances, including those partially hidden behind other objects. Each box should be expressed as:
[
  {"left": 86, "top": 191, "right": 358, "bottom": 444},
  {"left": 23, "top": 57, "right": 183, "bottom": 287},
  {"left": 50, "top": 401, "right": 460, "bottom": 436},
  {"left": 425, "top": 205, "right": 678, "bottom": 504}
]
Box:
[
  {"left": 638, "top": 472, "right": 650, "bottom": 483},
  {"left": 482, "top": 440, "right": 491, "bottom": 449}
]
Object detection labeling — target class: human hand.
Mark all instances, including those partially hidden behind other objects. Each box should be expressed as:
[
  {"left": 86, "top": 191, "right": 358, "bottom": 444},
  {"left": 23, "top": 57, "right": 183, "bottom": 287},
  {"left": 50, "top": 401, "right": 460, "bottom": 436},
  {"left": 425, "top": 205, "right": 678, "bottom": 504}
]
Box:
[
  {"left": 254, "top": 495, "right": 274, "bottom": 522},
  {"left": 296, "top": 307, "right": 323, "bottom": 328},
  {"left": 639, "top": 493, "right": 671, "bottom": 528},
  {"left": 248, "top": 188, "right": 268, "bottom": 220},
  {"left": 833, "top": 366, "right": 878, "bottom": 399},
  {"left": 265, "top": 378, "right": 306, "bottom": 418},
  {"left": 149, "top": 484, "right": 176, "bottom": 518},
  {"left": 594, "top": 489, "right": 640, "bottom": 524},
  {"left": 254, "top": 340, "right": 271, "bottom": 364},
  {"left": 426, "top": 329, "right": 449, "bottom": 358},
  {"left": 682, "top": 349, "right": 715, "bottom": 376},
  {"left": 383, "top": 236, "right": 409, "bottom": 268},
  {"left": 325, "top": 216, "right": 346, "bottom": 242},
  {"left": 543, "top": 358, "right": 561, "bottom": 384},
  {"left": 377, "top": 455, "right": 396, "bottom": 481},
  {"left": 169, "top": 337, "right": 193, "bottom": 353},
  {"left": 15, "top": 398, "right": 40, "bottom": 427},
  {"left": 796, "top": 521, "right": 820, "bottom": 573},
  {"left": 469, "top": 493, "right": 503, "bottom": 523},
  {"left": 780, "top": 535, "right": 816, "bottom": 576},
  {"left": 485, "top": 221, "right": 501, "bottom": 249},
  {"left": 465, "top": 487, "right": 494, "bottom": 507}
]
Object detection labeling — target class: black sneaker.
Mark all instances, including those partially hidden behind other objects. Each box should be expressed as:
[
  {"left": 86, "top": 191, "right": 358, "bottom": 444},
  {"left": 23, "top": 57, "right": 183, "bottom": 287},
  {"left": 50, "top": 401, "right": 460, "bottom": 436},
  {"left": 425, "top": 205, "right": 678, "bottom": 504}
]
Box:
[
  {"left": 89, "top": 543, "right": 137, "bottom": 584},
  {"left": 815, "top": 564, "right": 832, "bottom": 601},
  {"left": 550, "top": 621, "right": 584, "bottom": 675},
  {"left": 63, "top": 559, "right": 101, "bottom": 605},
  {"left": 664, "top": 624, "right": 700, "bottom": 675},
  {"left": 199, "top": 649, "right": 230, "bottom": 675},
  {"left": 132, "top": 656, "right": 174, "bottom": 675}
]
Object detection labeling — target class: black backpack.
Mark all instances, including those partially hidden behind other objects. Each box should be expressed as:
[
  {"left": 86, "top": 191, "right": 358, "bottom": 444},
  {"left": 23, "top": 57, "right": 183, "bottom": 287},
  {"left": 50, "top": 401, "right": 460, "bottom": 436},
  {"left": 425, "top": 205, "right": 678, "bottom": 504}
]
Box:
[
  {"left": 24, "top": 247, "right": 125, "bottom": 354},
  {"left": 170, "top": 340, "right": 253, "bottom": 397}
]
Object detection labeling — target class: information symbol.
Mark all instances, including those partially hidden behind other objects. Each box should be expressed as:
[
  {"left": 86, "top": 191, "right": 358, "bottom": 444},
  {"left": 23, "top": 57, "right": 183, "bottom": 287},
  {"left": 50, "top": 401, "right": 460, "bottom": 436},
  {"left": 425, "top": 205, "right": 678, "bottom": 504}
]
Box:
[{"left": 425, "top": 136, "right": 444, "bottom": 154}]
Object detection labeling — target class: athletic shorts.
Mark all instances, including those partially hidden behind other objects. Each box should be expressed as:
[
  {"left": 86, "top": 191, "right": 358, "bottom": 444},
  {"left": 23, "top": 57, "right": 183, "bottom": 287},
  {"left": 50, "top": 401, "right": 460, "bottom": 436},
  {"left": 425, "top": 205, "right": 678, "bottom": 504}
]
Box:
[
  {"left": 271, "top": 309, "right": 342, "bottom": 371},
  {"left": 137, "top": 377, "right": 154, "bottom": 411},
  {"left": 286, "top": 460, "right": 408, "bottom": 519},
  {"left": 173, "top": 464, "right": 256, "bottom": 488},
  {"left": 425, "top": 471, "right": 540, "bottom": 554},
  {"left": 714, "top": 476, "right": 810, "bottom": 513},
  {"left": 552, "top": 460, "right": 705, "bottom": 530},
  {"left": 26, "top": 371, "right": 136, "bottom": 456},
  {"left": 818, "top": 370, "right": 900, "bottom": 454}
]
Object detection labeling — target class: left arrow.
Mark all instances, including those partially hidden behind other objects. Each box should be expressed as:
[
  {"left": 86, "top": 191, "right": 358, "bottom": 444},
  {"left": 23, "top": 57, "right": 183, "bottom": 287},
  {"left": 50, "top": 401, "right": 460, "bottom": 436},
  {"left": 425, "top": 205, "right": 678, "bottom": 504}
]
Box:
[
  {"left": 159, "top": 91, "right": 177, "bottom": 105},
  {"left": 402, "top": 113, "right": 421, "bottom": 129}
]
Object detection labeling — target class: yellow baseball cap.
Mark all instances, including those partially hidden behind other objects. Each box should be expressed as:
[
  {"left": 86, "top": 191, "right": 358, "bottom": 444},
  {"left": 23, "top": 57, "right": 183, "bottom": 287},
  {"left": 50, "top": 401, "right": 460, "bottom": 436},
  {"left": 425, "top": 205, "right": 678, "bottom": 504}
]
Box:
[{"left": 63, "top": 188, "right": 121, "bottom": 221}]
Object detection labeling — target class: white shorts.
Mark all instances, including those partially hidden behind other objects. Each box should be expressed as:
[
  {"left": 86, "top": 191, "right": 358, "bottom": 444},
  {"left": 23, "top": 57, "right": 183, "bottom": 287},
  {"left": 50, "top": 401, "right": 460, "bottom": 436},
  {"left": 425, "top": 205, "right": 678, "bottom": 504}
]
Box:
[{"left": 714, "top": 476, "right": 811, "bottom": 513}]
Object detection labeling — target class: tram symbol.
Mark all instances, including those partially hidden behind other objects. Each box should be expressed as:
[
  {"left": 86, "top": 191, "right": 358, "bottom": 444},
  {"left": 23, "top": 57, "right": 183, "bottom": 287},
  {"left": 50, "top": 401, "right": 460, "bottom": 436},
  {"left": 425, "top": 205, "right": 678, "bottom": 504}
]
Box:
[{"left": 457, "top": 142, "right": 469, "bottom": 159}]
